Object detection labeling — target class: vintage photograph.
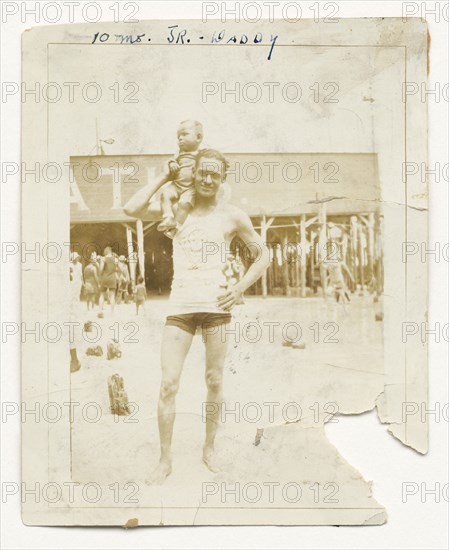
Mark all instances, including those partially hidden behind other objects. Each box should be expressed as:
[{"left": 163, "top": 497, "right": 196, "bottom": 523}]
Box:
[{"left": 20, "top": 16, "right": 428, "bottom": 526}]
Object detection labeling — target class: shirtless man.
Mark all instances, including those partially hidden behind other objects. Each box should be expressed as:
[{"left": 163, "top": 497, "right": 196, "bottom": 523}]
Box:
[{"left": 124, "top": 148, "right": 270, "bottom": 484}]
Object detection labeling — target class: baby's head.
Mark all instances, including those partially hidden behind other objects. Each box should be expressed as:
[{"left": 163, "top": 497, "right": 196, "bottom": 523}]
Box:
[{"left": 177, "top": 120, "right": 203, "bottom": 152}]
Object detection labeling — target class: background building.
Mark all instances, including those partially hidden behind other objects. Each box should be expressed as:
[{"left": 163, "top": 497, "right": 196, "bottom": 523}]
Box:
[{"left": 70, "top": 152, "right": 383, "bottom": 297}]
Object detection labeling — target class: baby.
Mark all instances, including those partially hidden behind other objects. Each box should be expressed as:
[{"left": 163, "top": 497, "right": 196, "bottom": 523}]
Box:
[
  {"left": 157, "top": 120, "right": 203, "bottom": 236},
  {"left": 123, "top": 120, "right": 233, "bottom": 238}
]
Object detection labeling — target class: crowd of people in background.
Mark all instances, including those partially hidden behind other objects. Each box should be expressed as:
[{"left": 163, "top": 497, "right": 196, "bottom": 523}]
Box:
[
  {"left": 69, "top": 244, "right": 246, "bottom": 319},
  {"left": 69, "top": 247, "right": 140, "bottom": 317}
]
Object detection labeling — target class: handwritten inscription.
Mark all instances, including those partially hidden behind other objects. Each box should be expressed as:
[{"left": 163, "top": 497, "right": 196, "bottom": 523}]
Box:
[{"left": 92, "top": 26, "right": 279, "bottom": 60}]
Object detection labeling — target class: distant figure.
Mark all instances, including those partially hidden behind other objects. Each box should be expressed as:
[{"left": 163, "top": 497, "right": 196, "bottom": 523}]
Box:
[
  {"left": 322, "top": 256, "right": 354, "bottom": 312},
  {"left": 116, "top": 255, "right": 130, "bottom": 304},
  {"left": 134, "top": 275, "right": 147, "bottom": 316},
  {"left": 83, "top": 257, "right": 100, "bottom": 311},
  {"left": 70, "top": 252, "right": 84, "bottom": 304},
  {"left": 99, "top": 246, "right": 119, "bottom": 314},
  {"left": 69, "top": 253, "right": 82, "bottom": 373}
]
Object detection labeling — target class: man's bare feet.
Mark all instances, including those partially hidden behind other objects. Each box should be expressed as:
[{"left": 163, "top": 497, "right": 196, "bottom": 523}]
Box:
[
  {"left": 145, "top": 460, "right": 172, "bottom": 485},
  {"left": 202, "top": 446, "right": 221, "bottom": 473}
]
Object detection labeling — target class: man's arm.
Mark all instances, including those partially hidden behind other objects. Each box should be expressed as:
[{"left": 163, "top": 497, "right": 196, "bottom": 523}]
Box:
[
  {"left": 217, "top": 208, "right": 270, "bottom": 311},
  {"left": 123, "top": 168, "right": 171, "bottom": 218}
]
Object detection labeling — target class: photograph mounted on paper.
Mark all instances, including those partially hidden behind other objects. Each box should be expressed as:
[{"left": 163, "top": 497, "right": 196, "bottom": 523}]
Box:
[{"left": 21, "top": 17, "right": 428, "bottom": 526}]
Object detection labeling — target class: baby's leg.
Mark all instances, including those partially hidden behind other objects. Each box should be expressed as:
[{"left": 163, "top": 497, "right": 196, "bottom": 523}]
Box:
[
  {"left": 174, "top": 188, "right": 195, "bottom": 227},
  {"left": 175, "top": 201, "right": 192, "bottom": 226},
  {"left": 159, "top": 184, "right": 179, "bottom": 226}
]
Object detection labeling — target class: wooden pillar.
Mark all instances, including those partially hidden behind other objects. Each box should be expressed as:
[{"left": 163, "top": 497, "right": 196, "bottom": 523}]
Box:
[
  {"left": 136, "top": 219, "right": 145, "bottom": 281},
  {"left": 300, "top": 214, "right": 307, "bottom": 297},
  {"left": 272, "top": 244, "right": 279, "bottom": 289},
  {"left": 260, "top": 216, "right": 268, "bottom": 298},
  {"left": 376, "top": 214, "right": 384, "bottom": 295},
  {"left": 342, "top": 232, "right": 348, "bottom": 265},
  {"left": 294, "top": 243, "right": 300, "bottom": 291},
  {"left": 367, "top": 212, "right": 375, "bottom": 283},
  {"left": 260, "top": 216, "right": 274, "bottom": 298},
  {"left": 310, "top": 230, "right": 315, "bottom": 293},
  {"left": 318, "top": 202, "right": 327, "bottom": 294},
  {"left": 358, "top": 219, "right": 365, "bottom": 292},
  {"left": 126, "top": 226, "right": 136, "bottom": 286},
  {"left": 266, "top": 244, "right": 272, "bottom": 295},
  {"left": 350, "top": 216, "right": 358, "bottom": 287},
  {"left": 282, "top": 233, "right": 289, "bottom": 295}
]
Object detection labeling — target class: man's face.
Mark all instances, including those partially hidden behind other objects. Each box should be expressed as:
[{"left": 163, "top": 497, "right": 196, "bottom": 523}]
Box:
[
  {"left": 177, "top": 122, "right": 201, "bottom": 152},
  {"left": 194, "top": 158, "right": 224, "bottom": 199}
]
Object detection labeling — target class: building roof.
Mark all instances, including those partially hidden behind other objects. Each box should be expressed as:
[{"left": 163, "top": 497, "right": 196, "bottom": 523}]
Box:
[{"left": 70, "top": 152, "right": 381, "bottom": 224}]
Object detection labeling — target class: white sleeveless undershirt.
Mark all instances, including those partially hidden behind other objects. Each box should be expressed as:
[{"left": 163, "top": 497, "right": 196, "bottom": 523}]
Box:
[{"left": 168, "top": 208, "right": 229, "bottom": 315}]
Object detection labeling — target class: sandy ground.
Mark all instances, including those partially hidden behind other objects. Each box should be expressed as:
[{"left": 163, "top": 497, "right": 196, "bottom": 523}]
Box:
[{"left": 69, "top": 294, "right": 385, "bottom": 519}]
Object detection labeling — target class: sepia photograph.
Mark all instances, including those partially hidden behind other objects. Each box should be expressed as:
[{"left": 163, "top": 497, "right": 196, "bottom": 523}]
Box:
[{"left": 7, "top": 1, "right": 444, "bottom": 542}]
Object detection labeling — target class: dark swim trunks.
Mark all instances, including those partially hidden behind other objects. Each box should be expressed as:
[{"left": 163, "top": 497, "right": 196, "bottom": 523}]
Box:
[{"left": 165, "top": 312, "right": 232, "bottom": 335}]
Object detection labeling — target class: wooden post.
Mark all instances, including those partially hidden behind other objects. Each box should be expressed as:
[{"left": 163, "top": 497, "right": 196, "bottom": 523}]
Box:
[
  {"left": 367, "top": 212, "right": 375, "bottom": 283},
  {"left": 260, "top": 216, "right": 274, "bottom": 298},
  {"left": 282, "top": 233, "right": 289, "bottom": 295},
  {"left": 126, "top": 225, "right": 136, "bottom": 287},
  {"left": 260, "top": 216, "right": 268, "bottom": 298},
  {"left": 136, "top": 219, "right": 145, "bottom": 281},
  {"left": 350, "top": 216, "right": 358, "bottom": 287},
  {"left": 318, "top": 202, "right": 327, "bottom": 295},
  {"left": 342, "top": 232, "right": 348, "bottom": 265},
  {"left": 358, "top": 219, "right": 365, "bottom": 292},
  {"left": 376, "top": 214, "right": 384, "bottom": 295},
  {"left": 294, "top": 243, "right": 300, "bottom": 291},
  {"left": 300, "top": 214, "right": 307, "bottom": 297},
  {"left": 266, "top": 244, "right": 273, "bottom": 295},
  {"left": 310, "top": 230, "right": 315, "bottom": 293}
]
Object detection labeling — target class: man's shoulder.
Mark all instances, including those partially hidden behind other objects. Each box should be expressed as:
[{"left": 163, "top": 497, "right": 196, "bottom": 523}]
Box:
[
  {"left": 219, "top": 204, "right": 253, "bottom": 233},
  {"left": 221, "top": 203, "right": 247, "bottom": 219}
]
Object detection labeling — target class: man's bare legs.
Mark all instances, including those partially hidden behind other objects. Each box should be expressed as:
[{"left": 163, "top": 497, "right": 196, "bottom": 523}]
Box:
[
  {"left": 202, "top": 325, "right": 228, "bottom": 472},
  {"left": 109, "top": 289, "right": 116, "bottom": 313},
  {"left": 99, "top": 289, "right": 115, "bottom": 314},
  {"left": 336, "top": 288, "right": 348, "bottom": 314},
  {"left": 146, "top": 325, "right": 194, "bottom": 484}
]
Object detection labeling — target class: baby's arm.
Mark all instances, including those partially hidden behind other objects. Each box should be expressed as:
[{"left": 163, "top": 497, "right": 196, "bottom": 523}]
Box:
[{"left": 167, "top": 159, "right": 180, "bottom": 178}]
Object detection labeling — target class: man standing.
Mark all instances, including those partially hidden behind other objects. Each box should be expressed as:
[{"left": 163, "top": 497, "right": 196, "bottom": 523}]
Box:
[
  {"left": 116, "top": 255, "right": 130, "bottom": 305},
  {"left": 99, "top": 246, "right": 119, "bottom": 314},
  {"left": 125, "top": 149, "right": 270, "bottom": 484}
]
